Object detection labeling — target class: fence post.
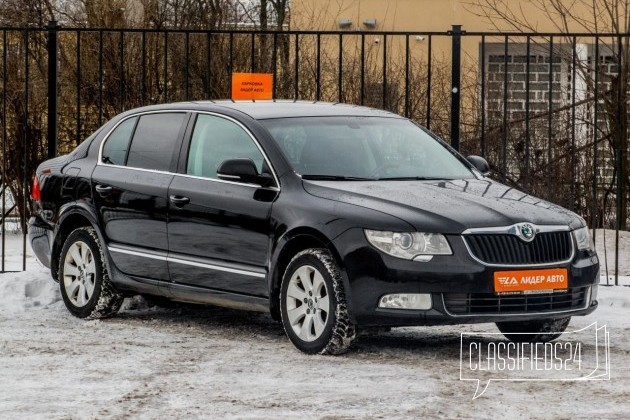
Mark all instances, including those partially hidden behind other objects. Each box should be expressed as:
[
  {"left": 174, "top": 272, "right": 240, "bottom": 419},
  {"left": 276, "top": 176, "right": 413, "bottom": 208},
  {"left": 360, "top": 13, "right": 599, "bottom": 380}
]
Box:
[
  {"left": 614, "top": 35, "right": 624, "bottom": 287},
  {"left": 450, "top": 25, "right": 462, "bottom": 151},
  {"left": 47, "top": 20, "right": 58, "bottom": 159}
]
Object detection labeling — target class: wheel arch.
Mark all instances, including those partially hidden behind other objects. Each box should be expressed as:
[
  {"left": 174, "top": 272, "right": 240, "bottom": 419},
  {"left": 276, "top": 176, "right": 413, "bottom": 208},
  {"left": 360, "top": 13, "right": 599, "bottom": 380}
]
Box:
[
  {"left": 269, "top": 227, "right": 345, "bottom": 321},
  {"left": 51, "top": 208, "right": 102, "bottom": 281}
]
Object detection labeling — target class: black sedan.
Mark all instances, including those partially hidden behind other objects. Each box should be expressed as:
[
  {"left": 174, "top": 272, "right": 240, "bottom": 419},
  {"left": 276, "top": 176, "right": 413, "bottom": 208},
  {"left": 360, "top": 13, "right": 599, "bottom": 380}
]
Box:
[{"left": 29, "top": 101, "right": 599, "bottom": 354}]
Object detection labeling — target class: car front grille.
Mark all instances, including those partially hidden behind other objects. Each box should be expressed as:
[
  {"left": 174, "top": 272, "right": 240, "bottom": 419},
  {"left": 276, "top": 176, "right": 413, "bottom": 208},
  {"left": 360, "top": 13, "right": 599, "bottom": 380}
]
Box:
[
  {"left": 442, "top": 287, "right": 589, "bottom": 316},
  {"left": 463, "top": 231, "right": 573, "bottom": 265}
]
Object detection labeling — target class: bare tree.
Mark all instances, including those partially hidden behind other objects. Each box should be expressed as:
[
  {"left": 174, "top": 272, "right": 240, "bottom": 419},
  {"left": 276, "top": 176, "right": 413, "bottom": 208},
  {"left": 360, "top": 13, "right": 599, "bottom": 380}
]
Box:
[
  {"left": 468, "top": 0, "right": 630, "bottom": 229},
  {"left": 0, "top": 0, "right": 54, "bottom": 26}
]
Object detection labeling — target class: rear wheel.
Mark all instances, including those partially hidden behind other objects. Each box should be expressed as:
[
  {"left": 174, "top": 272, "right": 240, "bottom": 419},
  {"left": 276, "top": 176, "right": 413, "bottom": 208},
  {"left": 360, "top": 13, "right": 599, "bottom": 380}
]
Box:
[
  {"left": 280, "top": 249, "right": 356, "bottom": 354},
  {"left": 58, "top": 227, "right": 123, "bottom": 319},
  {"left": 496, "top": 317, "right": 571, "bottom": 343}
]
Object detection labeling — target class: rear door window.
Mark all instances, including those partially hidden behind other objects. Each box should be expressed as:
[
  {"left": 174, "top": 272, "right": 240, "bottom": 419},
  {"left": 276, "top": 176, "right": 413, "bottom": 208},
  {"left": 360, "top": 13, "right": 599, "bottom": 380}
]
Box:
[
  {"left": 101, "top": 117, "right": 137, "bottom": 165},
  {"left": 126, "top": 113, "right": 186, "bottom": 171}
]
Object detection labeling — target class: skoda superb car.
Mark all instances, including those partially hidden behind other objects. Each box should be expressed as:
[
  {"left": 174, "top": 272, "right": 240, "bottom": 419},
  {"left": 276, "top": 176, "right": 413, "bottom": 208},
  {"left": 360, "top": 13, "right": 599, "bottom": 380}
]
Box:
[{"left": 29, "top": 101, "right": 599, "bottom": 354}]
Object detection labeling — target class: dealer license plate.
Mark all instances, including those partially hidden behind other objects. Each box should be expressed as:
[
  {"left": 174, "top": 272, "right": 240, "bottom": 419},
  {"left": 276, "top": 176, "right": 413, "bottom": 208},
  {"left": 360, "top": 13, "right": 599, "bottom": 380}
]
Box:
[{"left": 493, "top": 268, "right": 568, "bottom": 295}]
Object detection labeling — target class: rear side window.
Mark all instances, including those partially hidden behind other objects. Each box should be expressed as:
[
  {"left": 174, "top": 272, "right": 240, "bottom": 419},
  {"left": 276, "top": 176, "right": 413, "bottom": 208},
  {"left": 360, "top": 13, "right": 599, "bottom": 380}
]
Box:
[
  {"left": 101, "top": 117, "right": 137, "bottom": 165},
  {"left": 186, "top": 114, "right": 264, "bottom": 179},
  {"left": 126, "top": 113, "right": 186, "bottom": 171}
]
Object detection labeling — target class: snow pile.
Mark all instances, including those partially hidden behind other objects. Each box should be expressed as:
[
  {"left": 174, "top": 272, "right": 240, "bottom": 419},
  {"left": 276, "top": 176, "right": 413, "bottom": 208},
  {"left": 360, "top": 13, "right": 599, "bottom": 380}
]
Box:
[{"left": 0, "top": 266, "right": 60, "bottom": 314}]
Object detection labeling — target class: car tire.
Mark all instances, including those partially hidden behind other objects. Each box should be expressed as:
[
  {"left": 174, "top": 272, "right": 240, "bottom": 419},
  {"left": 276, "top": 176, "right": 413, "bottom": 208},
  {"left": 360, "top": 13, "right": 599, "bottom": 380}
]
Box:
[
  {"left": 496, "top": 317, "right": 571, "bottom": 343},
  {"left": 280, "top": 248, "right": 356, "bottom": 355},
  {"left": 58, "top": 227, "right": 123, "bottom": 319}
]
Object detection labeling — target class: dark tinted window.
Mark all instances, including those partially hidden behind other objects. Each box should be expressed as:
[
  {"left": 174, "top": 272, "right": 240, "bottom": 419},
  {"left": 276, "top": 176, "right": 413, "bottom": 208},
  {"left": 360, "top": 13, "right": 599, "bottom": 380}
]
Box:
[
  {"left": 101, "top": 117, "right": 137, "bottom": 165},
  {"left": 187, "top": 114, "right": 264, "bottom": 179},
  {"left": 126, "top": 113, "right": 186, "bottom": 171}
]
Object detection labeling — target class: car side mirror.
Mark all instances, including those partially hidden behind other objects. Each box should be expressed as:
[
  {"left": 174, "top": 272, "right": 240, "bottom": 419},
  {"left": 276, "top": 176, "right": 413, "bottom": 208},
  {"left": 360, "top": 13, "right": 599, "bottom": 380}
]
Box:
[
  {"left": 217, "top": 158, "right": 273, "bottom": 187},
  {"left": 466, "top": 155, "right": 490, "bottom": 176}
]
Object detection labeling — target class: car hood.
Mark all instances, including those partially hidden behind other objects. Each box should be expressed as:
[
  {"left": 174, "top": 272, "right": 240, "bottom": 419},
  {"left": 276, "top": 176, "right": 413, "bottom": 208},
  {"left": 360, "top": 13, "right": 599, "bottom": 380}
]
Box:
[{"left": 302, "top": 178, "right": 583, "bottom": 234}]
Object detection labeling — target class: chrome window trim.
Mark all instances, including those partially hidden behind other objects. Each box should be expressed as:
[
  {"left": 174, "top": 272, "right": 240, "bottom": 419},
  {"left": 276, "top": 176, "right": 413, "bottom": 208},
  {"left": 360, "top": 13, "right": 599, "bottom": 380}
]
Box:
[
  {"left": 461, "top": 223, "right": 575, "bottom": 268},
  {"left": 97, "top": 165, "right": 279, "bottom": 191},
  {"left": 441, "top": 287, "right": 591, "bottom": 317},
  {"left": 108, "top": 245, "right": 266, "bottom": 279},
  {"left": 96, "top": 109, "right": 281, "bottom": 190},
  {"left": 216, "top": 173, "right": 241, "bottom": 180}
]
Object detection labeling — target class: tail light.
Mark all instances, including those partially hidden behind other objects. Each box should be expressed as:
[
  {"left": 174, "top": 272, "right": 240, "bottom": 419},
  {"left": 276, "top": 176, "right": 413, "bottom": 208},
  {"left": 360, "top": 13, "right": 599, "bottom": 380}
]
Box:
[{"left": 32, "top": 176, "right": 41, "bottom": 201}]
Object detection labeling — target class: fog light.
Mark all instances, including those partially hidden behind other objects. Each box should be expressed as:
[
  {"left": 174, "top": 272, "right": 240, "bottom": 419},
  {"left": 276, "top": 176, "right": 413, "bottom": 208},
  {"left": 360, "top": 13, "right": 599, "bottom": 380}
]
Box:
[{"left": 378, "top": 293, "right": 432, "bottom": 310}]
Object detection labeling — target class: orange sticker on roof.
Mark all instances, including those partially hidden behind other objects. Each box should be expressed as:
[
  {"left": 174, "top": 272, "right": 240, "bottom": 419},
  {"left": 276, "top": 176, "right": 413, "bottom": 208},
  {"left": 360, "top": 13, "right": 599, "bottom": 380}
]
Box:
[{"left": 231, "top": 72, "right": 273, "bottom": 100}]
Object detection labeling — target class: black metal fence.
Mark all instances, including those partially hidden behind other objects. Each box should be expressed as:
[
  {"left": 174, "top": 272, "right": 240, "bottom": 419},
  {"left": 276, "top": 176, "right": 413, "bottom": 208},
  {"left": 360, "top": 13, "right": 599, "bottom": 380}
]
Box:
[{"left": 0, "top": 22, "right": 627, "bottom": 284}]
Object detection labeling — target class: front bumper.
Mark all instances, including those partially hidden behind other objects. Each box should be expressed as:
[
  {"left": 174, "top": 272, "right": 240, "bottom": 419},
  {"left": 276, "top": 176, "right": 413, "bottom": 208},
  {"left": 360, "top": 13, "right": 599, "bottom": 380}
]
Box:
[
  {"left": 28, "top": 216, "right": 53, "bottom": 268},
  {"left": 333, "top": 228, "right": 599, "bottom": 327}
]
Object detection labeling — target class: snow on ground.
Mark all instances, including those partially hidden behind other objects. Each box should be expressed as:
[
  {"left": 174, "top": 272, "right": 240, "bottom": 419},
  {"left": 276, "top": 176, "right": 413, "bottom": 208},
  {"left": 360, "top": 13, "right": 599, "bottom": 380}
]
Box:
[{"left": 0, "top": 232, "right": 629, "bottom": 419}]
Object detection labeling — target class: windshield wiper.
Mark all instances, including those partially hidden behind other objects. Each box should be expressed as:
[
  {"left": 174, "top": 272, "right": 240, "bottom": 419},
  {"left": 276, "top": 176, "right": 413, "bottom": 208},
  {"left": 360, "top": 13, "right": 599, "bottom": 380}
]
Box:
[
  {"left": 302, "top": 174, "right": 376, "bottom": 181},
  {"left": 377, "top": 176, "right": 448, "bottom": 181}
]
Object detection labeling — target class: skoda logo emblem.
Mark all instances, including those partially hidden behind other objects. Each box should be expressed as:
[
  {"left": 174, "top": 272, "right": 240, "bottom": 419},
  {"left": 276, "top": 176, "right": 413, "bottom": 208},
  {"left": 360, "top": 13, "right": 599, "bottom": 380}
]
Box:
[{"left": 519, "top": 223, "right": 536, "bottom": 242}]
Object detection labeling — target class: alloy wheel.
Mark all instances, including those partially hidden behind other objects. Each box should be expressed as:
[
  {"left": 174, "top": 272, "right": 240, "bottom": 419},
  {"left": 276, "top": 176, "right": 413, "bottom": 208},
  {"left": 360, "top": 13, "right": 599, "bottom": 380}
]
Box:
[
  {"left": 63, "top": 241, "right": 96, "bottom": 307},
  {"left": 285, "top": 265, "right": 331, "bottom": 342}
]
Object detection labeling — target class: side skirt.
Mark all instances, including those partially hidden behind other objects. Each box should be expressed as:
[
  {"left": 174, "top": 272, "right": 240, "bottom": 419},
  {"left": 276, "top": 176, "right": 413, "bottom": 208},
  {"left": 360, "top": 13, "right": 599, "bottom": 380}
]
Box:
[
  {"left": 167, "top": 282, "right": 270, "bottom": 313},
  {"left": 105, "top": 243, "right": 270, "bottom": 313}
]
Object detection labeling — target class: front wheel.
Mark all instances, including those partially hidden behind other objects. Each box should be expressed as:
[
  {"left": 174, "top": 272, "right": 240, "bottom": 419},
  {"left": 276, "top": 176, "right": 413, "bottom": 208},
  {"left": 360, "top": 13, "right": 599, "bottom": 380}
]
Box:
[
  {"left": 496, "top": 317, "right": 571, "bottom": 343},
  {"left": 280, "top": 249, "right": 356, "bottom": 355},
  {"left": 58, "top": 227, "right": 123, "bottom": 319}
]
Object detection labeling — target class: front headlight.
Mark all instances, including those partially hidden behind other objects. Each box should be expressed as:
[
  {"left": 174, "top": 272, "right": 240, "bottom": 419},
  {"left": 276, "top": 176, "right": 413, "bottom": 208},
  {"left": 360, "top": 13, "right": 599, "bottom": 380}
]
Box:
[
  {"left": 573, "top": 226, "right": 594, "bottom": 251},
  {"left": 365, "top": 230, "right": 452, "bottom": 260}
]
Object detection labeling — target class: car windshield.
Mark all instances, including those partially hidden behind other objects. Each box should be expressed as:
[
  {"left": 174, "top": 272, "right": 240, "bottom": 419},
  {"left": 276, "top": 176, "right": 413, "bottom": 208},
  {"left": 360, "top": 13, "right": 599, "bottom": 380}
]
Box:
[{"left": 261, "top": 116, "right": 475, "bottom": 180}]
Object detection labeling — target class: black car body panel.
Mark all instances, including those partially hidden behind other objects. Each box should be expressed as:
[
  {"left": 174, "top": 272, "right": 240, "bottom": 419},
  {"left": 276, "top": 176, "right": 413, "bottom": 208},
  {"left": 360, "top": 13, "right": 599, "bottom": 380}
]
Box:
[
  {"left": 29, "top": 100, "right": 599, "bottom": 327},
  {"left": 92, "top": 164, "right": 173, "bottom": 280},
  {"left": 302, "top": 179, "right": 583, "bottom": 233},
  {"left": 167, "top": 173, "right": 273, "bottom": 295}
]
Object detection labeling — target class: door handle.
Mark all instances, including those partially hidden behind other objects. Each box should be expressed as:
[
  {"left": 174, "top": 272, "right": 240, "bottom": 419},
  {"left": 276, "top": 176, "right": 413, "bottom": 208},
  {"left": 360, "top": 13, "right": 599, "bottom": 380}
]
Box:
[
  {"left": 95, "top": 184, "right": 113, "bottom": 196},
  {"left": 170, "top": 195, "right": 190, "bottom": 207}
]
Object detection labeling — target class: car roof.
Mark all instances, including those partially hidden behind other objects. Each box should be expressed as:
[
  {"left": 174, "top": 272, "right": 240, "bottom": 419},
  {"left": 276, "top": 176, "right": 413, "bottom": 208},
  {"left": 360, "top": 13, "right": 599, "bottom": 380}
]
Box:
[{"left": 124, "top": 100, "right": 404, "bottom": 120}]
